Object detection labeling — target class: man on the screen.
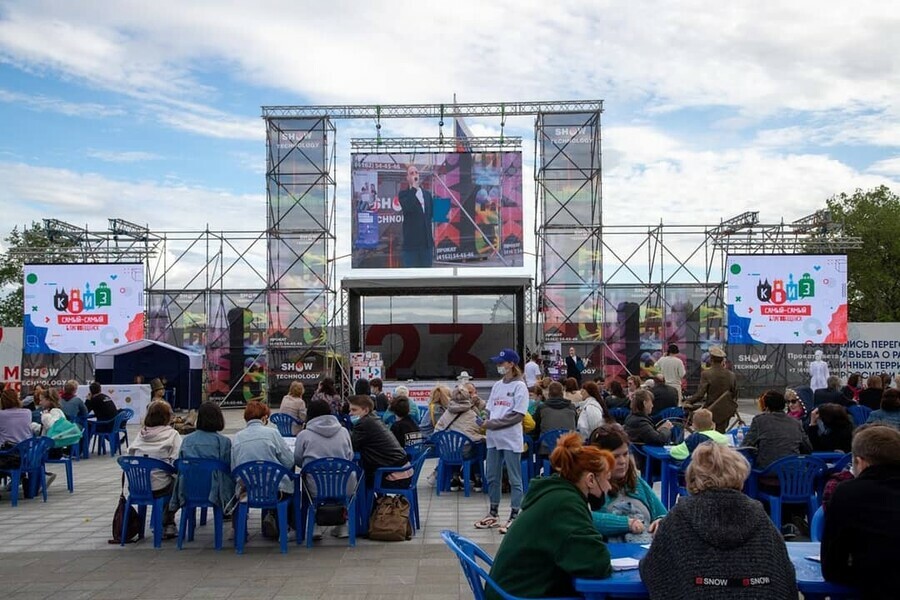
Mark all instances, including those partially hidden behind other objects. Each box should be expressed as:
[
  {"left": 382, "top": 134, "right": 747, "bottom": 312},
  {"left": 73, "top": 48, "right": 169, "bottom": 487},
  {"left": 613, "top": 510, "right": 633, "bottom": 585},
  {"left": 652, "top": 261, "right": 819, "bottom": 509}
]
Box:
[{"left": 398, "top": 164, "right": 434, "bottom": 267}]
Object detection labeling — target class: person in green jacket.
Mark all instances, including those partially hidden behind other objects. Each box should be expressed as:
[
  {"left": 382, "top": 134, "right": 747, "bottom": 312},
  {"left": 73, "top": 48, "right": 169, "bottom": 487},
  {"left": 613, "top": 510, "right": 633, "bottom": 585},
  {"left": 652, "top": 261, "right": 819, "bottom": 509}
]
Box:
[
  {"left": 486, "top": 433, "right": 614, "bottom": 600},
  {"left": 668, "top": 408, "right": 731, "bottom": 460},
  {"left": 588, "top": 423, "right": 667, "bottom": 544}
]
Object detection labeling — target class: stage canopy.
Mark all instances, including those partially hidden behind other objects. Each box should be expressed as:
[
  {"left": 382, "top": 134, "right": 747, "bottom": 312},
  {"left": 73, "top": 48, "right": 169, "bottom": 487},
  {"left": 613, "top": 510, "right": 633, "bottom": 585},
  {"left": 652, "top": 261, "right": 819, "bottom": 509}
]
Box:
[{"left": 95, "top": 339, "right": 203, "bottom": 410}]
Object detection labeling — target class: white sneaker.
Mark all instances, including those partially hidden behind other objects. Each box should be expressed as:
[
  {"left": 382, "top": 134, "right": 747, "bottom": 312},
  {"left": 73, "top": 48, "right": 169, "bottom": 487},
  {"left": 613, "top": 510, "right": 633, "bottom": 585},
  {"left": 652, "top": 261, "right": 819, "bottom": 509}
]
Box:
[
  {"left": 331, "top": 524, "right": 349, "bottom": 539},
  {"left": 313, "top": 526, "right": 326, "bottom": 541}
]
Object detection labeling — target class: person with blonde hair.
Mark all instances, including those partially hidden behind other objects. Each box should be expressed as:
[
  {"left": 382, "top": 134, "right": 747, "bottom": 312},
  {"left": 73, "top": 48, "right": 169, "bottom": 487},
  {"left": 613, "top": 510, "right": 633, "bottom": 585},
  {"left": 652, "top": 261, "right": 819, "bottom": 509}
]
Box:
[
  {"left": 640, "top": 443, "right": 797, "bottom": 599},
  {"left": 278, "top": 381, "right": 306, "bottom": 435},
  {"left": 59, "top": 379, "right": 88, "bottom": 423},
  {"left": 668, "top": 408, "right": 729, "bottom": 460},
  {"left": 485, "top": 432, "right": 613, "bottom": 599}
]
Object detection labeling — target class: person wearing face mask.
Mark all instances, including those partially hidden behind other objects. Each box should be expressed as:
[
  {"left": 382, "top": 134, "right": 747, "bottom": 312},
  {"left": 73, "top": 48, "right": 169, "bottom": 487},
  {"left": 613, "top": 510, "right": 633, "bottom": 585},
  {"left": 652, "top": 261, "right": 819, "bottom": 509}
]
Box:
[
  {"left": 475, "top": 348, "right": 529, "bottom": 534},
  {"left": 397, "top": 164, "right": 434, "bottom": 268},
  {"left": 485, "top": 432, "right": 614, "bottom": 600},
  {"left": 348, "top": 394, "right": 412, "bottom": 490},
  {"left": 588, "top": 424, "right": 667, "bottom": 543}
]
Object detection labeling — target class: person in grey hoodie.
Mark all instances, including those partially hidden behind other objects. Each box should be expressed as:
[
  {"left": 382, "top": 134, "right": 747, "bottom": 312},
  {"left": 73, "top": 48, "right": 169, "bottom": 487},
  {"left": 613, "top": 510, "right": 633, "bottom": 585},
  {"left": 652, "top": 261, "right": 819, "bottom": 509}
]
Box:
[{"left": 294, "top": 399, "right": 354, "bottom": 539}]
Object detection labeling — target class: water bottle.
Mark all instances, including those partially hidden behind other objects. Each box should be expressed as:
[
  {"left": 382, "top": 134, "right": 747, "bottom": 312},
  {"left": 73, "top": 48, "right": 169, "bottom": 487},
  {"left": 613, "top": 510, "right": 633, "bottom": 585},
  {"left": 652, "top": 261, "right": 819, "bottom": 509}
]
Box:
[{"left": 736, "top": 428, "right": 745, "bottom": 445}]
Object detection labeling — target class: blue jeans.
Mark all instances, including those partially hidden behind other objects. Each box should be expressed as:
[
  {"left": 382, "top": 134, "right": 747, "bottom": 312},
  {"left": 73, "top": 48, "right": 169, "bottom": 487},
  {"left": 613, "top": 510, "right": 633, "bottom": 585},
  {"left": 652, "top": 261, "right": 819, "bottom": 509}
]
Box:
[{"left": 485, "top": 447, "right": 524, "bottom": 511}]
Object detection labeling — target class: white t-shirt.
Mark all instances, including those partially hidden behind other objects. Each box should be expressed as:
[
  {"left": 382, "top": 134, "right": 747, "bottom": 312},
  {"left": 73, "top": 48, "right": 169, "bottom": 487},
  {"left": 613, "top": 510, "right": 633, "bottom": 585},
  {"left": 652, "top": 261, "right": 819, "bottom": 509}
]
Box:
[
  {"left": 524, "top": 361, "right": 542, "bottom": 387},
  {"left": 655, "top": 355, "right": 685, "bottom": 387},
  {"left": 486, "top": 377, "right": 529, "bottom": 451}
]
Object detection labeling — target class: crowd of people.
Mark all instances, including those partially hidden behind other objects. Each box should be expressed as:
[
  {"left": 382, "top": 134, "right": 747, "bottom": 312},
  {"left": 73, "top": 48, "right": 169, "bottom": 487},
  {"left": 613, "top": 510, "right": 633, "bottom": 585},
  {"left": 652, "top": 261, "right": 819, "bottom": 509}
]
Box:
[{"left": 3, "top": 346, "right": 899, "bottom": 599}]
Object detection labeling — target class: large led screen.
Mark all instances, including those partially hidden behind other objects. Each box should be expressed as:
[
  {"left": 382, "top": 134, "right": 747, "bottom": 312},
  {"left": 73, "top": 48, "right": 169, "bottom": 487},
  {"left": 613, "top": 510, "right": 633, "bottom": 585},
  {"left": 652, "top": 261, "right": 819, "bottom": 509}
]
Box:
[
  {"left": 351, "top": 152, "right": 524, "bottom": 268},
  {"left": 23, "top": 263, "right": 145, "bottom": 354},
  {"left": 726, "top": 254, "right": 847, "bottom": 345}
]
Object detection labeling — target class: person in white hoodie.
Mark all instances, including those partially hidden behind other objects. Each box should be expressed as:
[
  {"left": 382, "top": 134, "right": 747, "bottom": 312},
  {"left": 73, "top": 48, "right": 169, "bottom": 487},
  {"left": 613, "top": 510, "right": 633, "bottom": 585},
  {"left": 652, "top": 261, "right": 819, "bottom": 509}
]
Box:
[
  {"left": 294, "top": 399, "right": 354, "bottom": 540},
  {"left": 128, "top": 400, "right": 182, "bottom": 540}
]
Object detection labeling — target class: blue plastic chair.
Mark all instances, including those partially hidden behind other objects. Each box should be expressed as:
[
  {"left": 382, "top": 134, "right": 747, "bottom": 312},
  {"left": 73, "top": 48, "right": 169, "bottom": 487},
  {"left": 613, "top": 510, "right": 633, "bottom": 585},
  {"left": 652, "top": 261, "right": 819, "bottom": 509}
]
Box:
[
  {"left": 72, "top": 414, "right": 89, "bottom": 460},
  {"left": 847, "top": 404, "right": 872, "bottom": 427},
  {"left": 45, "top": 447, "right": 75, "bottom": 494},
  {"left": 665, "top": 418, "right": 687, "bottom": 445},
  {"left": 374, "top": 447, "right": 431, "bottom": 532},
  {"left": 654, "top": 407, "right": 685, "bottom": 423},
  {"left": 666, "top": 456, "right": 691, "bottom": 505},
  {"left": 270, "top": 413, "right": 302, "bottom": 437},
  {"left": 300, "top": 458, "right": 362, "bottom": 548},
  {"left": 610, "top": 408, "right": 630, "bottom": 424},
  {"left": 629, "top": 443, "right": 659, "bottom": 485},
  {"left": 432, "top": 431, "right": 484, "bottom": 497},
  {"left": 810, "top": 505, "right": 825, "bottom": 542},
  {"left": 521, "top": 436, "right": 534, "bottom": 493},
  {"left": 174, "top": 458, "right": 231, "bottom": 550},
  {"left": 0, "top": 437, "right": 54, "bottom": 506},
  {"left": 91, "top": 409, "right": 133, "bottom": 456},
  {"left": 752, "top": 455, "right": 827, "bottom": 528},
  {"left": 117, "top": 456, "right": 177, "bottom": 548},
  {"left": 828, "top": 453, "right": 852, "bottom": 476},
  {"left": 537, "top": 428, "right": 572, "bottom": 476},
  {"left": 441, "top": 529, "right": 579, "bottom": 600},
  {"left": 232, "top": 460, "right": 297, "bottom": 554}
]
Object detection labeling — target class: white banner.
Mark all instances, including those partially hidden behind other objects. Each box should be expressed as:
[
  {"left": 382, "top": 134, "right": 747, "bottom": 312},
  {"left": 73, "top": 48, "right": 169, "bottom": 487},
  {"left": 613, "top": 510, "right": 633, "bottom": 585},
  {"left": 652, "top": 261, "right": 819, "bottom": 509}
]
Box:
[{"left": 841, "top": 323, "right": 900, "bottom": 380}]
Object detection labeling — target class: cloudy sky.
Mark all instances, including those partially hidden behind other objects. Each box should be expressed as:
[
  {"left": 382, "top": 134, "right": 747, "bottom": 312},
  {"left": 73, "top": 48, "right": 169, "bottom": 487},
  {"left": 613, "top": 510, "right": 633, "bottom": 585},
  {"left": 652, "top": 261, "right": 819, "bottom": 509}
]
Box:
[{"left": 1, "top": 0, "right": 898, "bottom": 286}]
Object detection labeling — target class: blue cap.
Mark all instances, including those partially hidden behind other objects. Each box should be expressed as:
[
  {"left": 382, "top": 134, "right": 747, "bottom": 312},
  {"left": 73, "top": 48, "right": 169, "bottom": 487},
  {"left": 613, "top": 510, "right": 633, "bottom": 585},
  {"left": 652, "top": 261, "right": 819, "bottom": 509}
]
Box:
[{"left": 490, "top": 348, "right": 520, "bottom": 364}]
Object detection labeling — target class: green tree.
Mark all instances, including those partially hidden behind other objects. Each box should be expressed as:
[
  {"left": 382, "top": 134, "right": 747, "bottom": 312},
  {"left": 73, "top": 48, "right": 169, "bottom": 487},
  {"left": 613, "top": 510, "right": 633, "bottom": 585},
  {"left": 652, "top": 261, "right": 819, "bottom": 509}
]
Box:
[
  {"left": 827, "top": 185, "right": 900, "bottom": 322},
  {"left": 0, "top": 222, "right": 78, "bottom": 326}
]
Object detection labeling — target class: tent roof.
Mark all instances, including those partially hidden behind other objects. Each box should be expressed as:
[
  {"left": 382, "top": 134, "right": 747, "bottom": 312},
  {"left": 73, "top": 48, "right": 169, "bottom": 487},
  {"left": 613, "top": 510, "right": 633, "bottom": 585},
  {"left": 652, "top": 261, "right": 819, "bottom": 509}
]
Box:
[{"left": 95, "top": 339, "right": 203, "bottom": 369}]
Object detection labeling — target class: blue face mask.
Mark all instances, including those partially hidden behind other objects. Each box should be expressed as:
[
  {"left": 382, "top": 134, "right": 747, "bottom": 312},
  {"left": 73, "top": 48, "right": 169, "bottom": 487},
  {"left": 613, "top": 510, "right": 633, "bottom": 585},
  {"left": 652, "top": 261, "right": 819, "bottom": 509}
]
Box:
[{"left": 350, "top": 415, "right": 361, "bottom": 425}]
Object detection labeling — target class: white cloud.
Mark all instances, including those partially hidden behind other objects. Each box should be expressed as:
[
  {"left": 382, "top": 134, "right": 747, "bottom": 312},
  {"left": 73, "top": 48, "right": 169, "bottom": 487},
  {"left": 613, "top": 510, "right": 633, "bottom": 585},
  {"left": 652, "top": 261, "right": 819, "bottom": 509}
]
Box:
[
  {"left": 1, "top": 1, "right": 898, "bottom": 140},
  {"left": 869, "top": 157, "right": 900, "bottom": 177},
  {"left": 0, "top": 161, "right": 265, "bottom": 232},
  {"left": 603, "top": 125, "right": 899, "bottom": 227},
  {"left": 0, "top": 87, "right": 124, "bottom": 117},
  {"left": 86, "top": 149, "right": 162, "bottom": 163}
]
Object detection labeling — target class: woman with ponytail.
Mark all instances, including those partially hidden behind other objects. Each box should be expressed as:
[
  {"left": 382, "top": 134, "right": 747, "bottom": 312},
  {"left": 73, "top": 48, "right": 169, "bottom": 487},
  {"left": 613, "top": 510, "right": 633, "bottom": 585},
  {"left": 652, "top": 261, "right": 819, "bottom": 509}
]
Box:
[{"left": 485, "top": 433, "right": 614, "bottom": 600}]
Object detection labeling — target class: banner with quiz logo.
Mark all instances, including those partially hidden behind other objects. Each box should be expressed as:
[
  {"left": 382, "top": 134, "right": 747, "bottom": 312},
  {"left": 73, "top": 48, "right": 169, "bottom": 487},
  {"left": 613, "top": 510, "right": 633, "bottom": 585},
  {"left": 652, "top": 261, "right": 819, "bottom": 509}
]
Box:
[
  {"left": 726, "top": 254, "right": 847, "bottom": 345},
  {"left": 23, "top": 264, "right": 145, "bottom": 354}
]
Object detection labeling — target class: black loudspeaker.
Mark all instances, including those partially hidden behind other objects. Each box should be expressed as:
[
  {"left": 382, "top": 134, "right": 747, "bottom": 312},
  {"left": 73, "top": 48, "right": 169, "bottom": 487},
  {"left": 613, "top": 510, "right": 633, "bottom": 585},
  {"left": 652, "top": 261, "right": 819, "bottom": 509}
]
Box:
[
  {"left": 617, "top": 302, "right": 641, "bottom": 376},
  {"left": 228, "top": 308, "right": 248, "bottom": 402}
]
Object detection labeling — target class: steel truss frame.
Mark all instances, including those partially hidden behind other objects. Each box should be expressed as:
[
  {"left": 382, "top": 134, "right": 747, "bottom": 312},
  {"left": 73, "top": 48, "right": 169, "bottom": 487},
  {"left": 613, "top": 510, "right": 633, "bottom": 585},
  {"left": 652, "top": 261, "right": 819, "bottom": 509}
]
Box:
[
  {"left": 350, "top": 137, "right": 522, "bottom": 152},
  {"left": 10, "top": 100, "right": 864, "bottom": 401}
]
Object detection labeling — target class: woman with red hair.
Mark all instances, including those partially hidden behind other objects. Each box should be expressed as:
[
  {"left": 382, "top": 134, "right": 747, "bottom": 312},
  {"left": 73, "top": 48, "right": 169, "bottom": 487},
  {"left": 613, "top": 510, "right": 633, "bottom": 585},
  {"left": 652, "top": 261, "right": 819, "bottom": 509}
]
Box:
[{"left": 485, "top": 433, "right": 614, "bottom": 599}]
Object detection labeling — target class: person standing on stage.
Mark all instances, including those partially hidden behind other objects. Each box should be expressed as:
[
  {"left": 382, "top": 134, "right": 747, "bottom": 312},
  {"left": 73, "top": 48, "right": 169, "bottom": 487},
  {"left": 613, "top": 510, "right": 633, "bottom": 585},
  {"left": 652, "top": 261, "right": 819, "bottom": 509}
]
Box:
[
  {"left": 565, "top": 347, "right": 586, "bottom": 385},
  {"left": 398, "top": 164, "right": 434, "bottom": 268}
]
